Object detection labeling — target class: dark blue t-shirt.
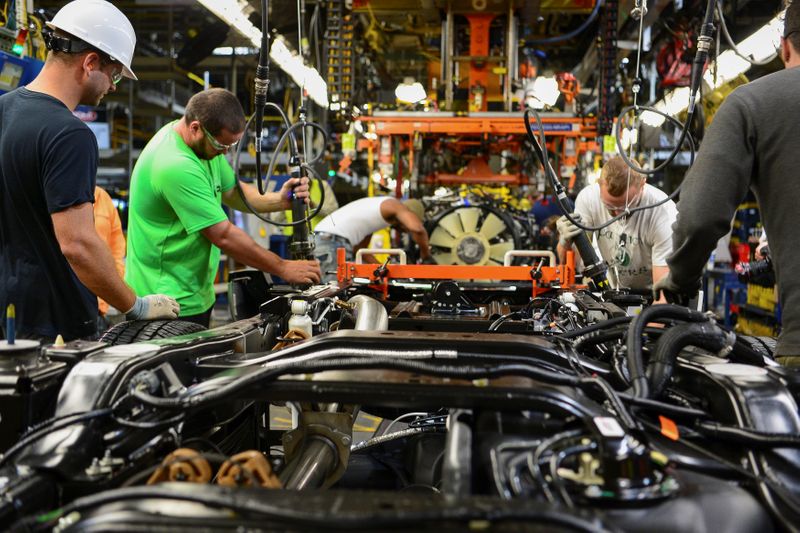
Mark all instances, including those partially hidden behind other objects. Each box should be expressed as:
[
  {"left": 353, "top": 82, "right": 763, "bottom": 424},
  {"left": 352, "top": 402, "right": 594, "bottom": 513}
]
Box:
[{"left": 0, "top": 88, "right": 98, "bottom": 340}]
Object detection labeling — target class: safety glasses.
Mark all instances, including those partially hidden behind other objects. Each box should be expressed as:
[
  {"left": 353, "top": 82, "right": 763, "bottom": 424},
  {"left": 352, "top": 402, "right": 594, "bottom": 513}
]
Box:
[
  {"left": 602, "top": 186, "right": 643, "bottom": 215},
  {"left": 201, "top": 125, "right": 239, "bottom": 152}
]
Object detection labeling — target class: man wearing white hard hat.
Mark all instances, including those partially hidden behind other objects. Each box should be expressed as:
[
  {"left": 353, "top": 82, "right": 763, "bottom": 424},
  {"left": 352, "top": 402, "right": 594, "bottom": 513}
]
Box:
[{"left": 0, "top": 0, "right": 179, "bottom": 343}]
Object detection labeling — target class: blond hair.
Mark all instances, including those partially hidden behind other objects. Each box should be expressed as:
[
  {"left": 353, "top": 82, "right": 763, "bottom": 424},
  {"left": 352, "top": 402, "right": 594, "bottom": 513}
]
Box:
[{"left": 600, "top": 156, "right": 645, "bottom": 197}]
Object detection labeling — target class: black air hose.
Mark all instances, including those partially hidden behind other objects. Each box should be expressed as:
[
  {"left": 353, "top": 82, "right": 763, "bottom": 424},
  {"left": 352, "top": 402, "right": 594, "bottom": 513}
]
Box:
[
  {"left": 730, "top": 337, "right": 769, "bottom": 366},
  {"left": 558, "top": 316, "right": 634, "bottom": 339},
  {"left": 647, "top": 322, "right": 734, "bottom": 399},
  {"left": 626, "top": 304, "right": 709, "bottom": 398},
  {"left": 696, "top": 422, "right": 800, "bottom": 448}
]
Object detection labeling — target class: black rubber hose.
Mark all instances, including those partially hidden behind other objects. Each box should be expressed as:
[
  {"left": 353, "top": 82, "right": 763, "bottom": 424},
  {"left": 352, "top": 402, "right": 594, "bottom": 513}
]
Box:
[
  {"left": 647, "top": 322, "right": 734, "bottom": 399},
  {"left": 696, "top": 422, "right": 800, "bottom": 448},
  {"left": 524, "top": 0, "right": 603, "bottom": 45},
  {"left": 572, "top": 328, "right": 627, "bottom": 352},
  {"left": 27, "top": 484, "right": 615, "bottom": 533},
  {"left": 128, "top": 354, "right": 634, "bottom": 427},
  {"left": 558, "top": 316, "right": 634, "bottom": 339},
  {"left": 730, "top": 337, "right": 769, "bottom": 366},
  {"left": 626, "top": 304, "right": 710, "bottom": 398},
  {"left": 132, "top": 356, "right": 582, "bottom": 410},
  {"left": 0, "top": 408, "right": 113, "bottom": 468}
]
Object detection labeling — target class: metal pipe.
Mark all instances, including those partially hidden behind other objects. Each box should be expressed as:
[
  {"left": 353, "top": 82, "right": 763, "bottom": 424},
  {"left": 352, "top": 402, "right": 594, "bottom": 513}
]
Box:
[
  {"left": 504, "top": 4, "right": 514, "bottom": 111},
  {"left": 445, "top": 2, "right": 454, "bottom": 110},
  {"left": 347, "top": 295, "right": 389, "bottom": 331},
  {"left": 280, "top": 437, "right": 337, "bottom": 489}
]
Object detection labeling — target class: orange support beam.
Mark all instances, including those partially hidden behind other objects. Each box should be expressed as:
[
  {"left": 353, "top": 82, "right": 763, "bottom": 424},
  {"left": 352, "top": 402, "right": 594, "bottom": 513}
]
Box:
[{"left": 336, "top": 248, "right": 579, "bottom": 299}]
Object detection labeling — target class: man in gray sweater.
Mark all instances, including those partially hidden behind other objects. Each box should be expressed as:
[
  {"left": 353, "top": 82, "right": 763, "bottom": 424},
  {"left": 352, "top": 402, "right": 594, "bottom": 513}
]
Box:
[{"left": 655, "top": 1, "right": 800, "bottom": 366}]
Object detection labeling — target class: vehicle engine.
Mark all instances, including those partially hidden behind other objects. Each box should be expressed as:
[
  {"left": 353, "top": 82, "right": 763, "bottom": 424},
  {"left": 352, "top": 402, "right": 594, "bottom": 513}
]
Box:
[{"left": 0, "top": 263, "right": 798, "bottom": 532}]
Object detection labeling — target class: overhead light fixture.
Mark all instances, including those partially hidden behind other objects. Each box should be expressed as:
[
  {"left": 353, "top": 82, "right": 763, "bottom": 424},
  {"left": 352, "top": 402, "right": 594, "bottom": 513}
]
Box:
[
  {"left": 523, "top": 76, "right": 560, "bottom": 110},
  {"left": 196, "top": 1, "right": 328, "bottom": 107},
  {"left": 643, "top": 11, "right": 783, "bottom": 128},
  {"left": 394, "top": 78, "right": 427, "bottom": 104},
  {"left": 269, "top": 37, "right": 329, "bottom": 107},
  {"left": 212, "top": 46, "right": 259, "bottom": 56},
  {"left": 196, "top": 0, "right": 261, "bottom": 47}
]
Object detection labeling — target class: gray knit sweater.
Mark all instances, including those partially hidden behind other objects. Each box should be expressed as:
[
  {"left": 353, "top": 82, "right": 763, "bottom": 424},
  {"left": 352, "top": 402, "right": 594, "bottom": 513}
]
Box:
[{"left": 669, "top": 66, "right": 800, "bottom": 355}]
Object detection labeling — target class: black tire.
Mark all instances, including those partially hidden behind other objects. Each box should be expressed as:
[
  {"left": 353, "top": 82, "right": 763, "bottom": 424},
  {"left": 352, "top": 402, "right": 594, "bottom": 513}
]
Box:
[{"left": 99, "top": 320, "right": 206, "bottom": 346}]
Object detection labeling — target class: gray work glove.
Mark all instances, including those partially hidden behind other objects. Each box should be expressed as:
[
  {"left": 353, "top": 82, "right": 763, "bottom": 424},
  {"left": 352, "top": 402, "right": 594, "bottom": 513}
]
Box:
[
  {"left": 126, "top": 294, "right": 180, "bottom": 320},
  {"left": 652, "top": 273, "right": 699, "bottom": 306},
  {"left": 556, "top": 214, "right": 583, "bottom": 247}
]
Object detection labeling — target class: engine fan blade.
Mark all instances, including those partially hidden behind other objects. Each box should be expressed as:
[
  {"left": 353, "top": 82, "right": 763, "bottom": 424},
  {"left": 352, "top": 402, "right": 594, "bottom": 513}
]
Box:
[
  {"left": 479, "top": 212, "right": 506, "bottom": 241},
  {"left": 437, "top": 211, "right": 464, "bottom": 238},
  {"left": 430, "top": 227, "right": 457, "bottom": 248},
  {"left": 458, "top": 207, "right": 481, "bottom": 233},
  {"left": 488, "top": 241, "right": 515, "bottom": 264},
  {"left": 432, "top": 251, "right": 457, "bottom": 265}
]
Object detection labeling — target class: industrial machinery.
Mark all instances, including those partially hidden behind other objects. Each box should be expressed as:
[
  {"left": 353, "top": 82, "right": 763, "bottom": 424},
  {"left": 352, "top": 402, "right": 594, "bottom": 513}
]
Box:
[{"left": 0, "top": 258, "right": 797, "bottom": 532}]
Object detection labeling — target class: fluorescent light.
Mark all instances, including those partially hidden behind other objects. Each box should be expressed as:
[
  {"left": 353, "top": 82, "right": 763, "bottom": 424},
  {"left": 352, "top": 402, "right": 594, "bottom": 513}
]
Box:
[
  {"left": 395, "top": 79, "right": 427, "bottom": 104},
  {"left": 269, "top": 37, "right": 328, "bottom": 107},
  {"left": 647, "top": 11, "right": 783, "bottom": 126},
  {"left": 212, "top": 46, "right": 259, "bottom": 56},
  {"left": 197, "top": 1, "right": 328, "bottom": 107},
  {"left": 196, "top": 0, "right": 261, "bottom": 46}
]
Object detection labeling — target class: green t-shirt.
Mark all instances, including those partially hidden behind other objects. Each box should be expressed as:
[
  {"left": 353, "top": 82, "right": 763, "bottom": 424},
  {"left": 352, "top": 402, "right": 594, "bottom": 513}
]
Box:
[{"left": 126, "top": 122, "right": 235, "bottom": 316}]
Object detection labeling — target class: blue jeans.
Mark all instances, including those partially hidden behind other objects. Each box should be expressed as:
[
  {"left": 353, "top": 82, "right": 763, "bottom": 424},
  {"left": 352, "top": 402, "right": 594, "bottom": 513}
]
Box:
[{"left": 314, "top": 233, "right": 353, "bottom": 283}]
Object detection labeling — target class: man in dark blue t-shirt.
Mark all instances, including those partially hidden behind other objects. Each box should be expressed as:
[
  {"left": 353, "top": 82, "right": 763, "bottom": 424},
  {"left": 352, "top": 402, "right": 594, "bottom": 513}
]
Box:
[{"left": 0, "top": 0, "right": 179, "bottom": 342}]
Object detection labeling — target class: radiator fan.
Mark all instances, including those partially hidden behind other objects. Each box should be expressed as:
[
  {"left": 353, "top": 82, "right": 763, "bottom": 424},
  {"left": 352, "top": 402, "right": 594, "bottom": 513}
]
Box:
[{"left": 428, "top": 205, "right": 521, "bottom": 265}]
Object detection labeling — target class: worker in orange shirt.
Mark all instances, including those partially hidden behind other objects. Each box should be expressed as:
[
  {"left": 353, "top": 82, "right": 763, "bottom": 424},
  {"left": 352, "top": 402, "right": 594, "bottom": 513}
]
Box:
[{"left": 93, "top": 186, "right": 126, "bottom": 333}]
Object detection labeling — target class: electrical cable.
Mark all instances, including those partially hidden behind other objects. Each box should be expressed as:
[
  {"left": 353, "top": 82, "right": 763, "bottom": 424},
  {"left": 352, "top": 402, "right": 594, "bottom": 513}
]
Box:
[
  {"left": 716, "top": 2, "right": 777, "bottom": 66},
  {"left": 614, "top": 0, "right": 717, "bottom": 177},
  {"left": 351, "top": 426, "right": 444, "bottom": 452},
  {"left": 232, "top": 114, "right": 326, "bottom": 228},
  {"left": 380, "top": 411, "right": 429, "bottom": 436},
  {"left": 695, "top": 422, "right": 800, "bottom": 448},
  {"left": 525, "top": 107, "right": 695, "bottom": 234},
  {"left": 549, "top": 441, "right": 597, "bottom": 507},
  {"left": 524, "top": 0, "right": 604, "bottom": 45},
  {"left": 129, "top": 351, "right": 630, "bottom": 423},
  {"left": 527, "top": 429, "right": 584, "bottom": 503},
  {"left": 129, "top": 353, "right": 636, "bottom": 429},
  {"left": 639, "top": 418, "right": 800, "bottom": 528},
  {"left": 253, "top": 0, "right": 271, "bottom": 195},
  {"left": 490, "top": 439, "right": 543, "bottom": 499}
]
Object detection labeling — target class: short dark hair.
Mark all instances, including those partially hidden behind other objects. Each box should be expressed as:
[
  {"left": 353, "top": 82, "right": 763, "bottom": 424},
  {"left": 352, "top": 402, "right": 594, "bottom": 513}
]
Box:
[
  {"left": 184, "top": 88, "right": 246, "bottom": 135},
  {"left": 600, "top": 155, "right": 645, "bottom": 197},
  {"left": 785, "top": 0, "right": 800, "bottom": 51}
]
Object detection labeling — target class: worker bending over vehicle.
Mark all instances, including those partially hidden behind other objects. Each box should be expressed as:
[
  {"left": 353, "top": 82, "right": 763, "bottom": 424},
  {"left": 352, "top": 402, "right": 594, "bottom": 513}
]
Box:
[
  {"left": 314, "top": 197, "right": 431, "bottom": 282},
  {"left": 557, "top": 155, "right": 677, "bottom": 294}
]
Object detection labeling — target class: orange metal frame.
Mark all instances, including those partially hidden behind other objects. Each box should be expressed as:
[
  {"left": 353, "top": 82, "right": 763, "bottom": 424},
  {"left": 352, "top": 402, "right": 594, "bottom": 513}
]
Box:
[
  {"left": 358, "top": 114, "right": 597, "bottom": 137},
  {"left": 336, "top": 248, "right": 579, "bottom": 299}
]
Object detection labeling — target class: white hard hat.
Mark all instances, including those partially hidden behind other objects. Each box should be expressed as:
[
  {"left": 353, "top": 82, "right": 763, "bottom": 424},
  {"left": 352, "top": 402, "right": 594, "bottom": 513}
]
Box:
[{"left": 46, "top": 0, "right": 138, "bottom": 80}]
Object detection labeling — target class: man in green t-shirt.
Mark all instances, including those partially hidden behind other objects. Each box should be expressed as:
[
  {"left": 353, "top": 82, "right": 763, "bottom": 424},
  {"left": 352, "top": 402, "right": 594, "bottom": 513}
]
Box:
[{"left": 126, "top": 89, "right": 321, "bottom": 326}]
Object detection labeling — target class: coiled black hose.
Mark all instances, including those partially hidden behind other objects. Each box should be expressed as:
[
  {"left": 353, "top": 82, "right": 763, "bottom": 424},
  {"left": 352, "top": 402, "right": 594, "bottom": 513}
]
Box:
[
  {"left": 648, "top": 321, "right": 734, "bottom": 399},
  {"left": 626, "top": 304, "right": 710, "bottom": 398}
]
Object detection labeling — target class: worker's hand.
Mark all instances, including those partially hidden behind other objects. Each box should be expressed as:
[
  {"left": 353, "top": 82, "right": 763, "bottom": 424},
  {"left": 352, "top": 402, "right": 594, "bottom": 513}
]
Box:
[
  {"left": 652, "top": 273, "right": 699, "bottom": 307},
  {"left": 278, "top": 259, "right": 321, "bottom": 285},
  {"left": 126, "top": 294, "right": 180, "bottom": 320},
  {"left": 420, "top": 256, "right": 437, "bottom": 265},
  {"left": 279, "top": 177, "right": 311, "bottom": 210},
  {"left": 556, "top": 214, "right": 583, "bottom": 247}
]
